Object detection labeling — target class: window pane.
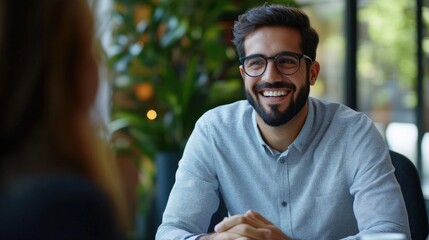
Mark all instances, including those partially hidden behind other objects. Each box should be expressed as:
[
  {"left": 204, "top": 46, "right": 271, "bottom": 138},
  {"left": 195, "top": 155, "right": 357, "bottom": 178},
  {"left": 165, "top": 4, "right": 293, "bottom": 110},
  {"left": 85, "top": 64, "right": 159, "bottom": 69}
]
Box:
[
  {"left": 298, "top": 0, "right": 346, "bottom": 103},
  {"left": 357, "top": 0, "right": 417, "bottom": 164}
]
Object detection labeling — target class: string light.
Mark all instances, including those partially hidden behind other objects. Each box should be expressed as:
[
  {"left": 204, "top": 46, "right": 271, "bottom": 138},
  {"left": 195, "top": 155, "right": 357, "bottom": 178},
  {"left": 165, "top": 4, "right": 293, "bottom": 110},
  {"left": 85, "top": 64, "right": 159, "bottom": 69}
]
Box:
[{"left": 147, "top": 109, "right": 157, "bottom": 120}]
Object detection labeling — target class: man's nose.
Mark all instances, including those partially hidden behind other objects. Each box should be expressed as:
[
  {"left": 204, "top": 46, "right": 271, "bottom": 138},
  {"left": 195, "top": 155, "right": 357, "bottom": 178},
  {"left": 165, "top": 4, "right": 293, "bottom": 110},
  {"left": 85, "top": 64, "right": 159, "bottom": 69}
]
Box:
[{"left": 261, "top": 60, "right": 282, "bottom": 83}]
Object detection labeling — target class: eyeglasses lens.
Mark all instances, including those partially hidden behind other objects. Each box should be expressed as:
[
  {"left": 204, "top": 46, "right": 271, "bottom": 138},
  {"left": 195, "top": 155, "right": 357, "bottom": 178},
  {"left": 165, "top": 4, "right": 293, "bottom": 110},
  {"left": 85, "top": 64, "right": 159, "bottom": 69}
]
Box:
[{"left": 243, "top": 53, "right": 300, "bottom": 77}]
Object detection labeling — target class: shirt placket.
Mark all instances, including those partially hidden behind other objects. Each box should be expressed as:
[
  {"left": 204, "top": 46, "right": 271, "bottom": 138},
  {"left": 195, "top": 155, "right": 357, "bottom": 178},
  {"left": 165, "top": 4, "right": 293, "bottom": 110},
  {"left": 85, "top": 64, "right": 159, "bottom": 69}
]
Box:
[{"left": 277, "top": 151, "right": 292, "bottom": 236}]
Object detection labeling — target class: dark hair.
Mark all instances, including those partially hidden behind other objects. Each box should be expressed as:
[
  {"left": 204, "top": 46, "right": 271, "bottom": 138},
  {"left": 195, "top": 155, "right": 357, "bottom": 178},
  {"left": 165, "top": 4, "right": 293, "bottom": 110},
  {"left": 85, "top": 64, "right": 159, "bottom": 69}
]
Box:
[
  {"left": 0, "top": 0, "right": 131, "bottom": 232},
  {"left": 232, "top": 4, "right": 319, "bottom": 61}
]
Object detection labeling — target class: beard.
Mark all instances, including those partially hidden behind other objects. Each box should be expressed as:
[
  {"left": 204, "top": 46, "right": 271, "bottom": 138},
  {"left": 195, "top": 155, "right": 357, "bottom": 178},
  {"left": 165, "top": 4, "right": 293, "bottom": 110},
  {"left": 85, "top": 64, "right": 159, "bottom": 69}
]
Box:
[{"left": 246, "top": 76, "right": 310, "bottom": 127}]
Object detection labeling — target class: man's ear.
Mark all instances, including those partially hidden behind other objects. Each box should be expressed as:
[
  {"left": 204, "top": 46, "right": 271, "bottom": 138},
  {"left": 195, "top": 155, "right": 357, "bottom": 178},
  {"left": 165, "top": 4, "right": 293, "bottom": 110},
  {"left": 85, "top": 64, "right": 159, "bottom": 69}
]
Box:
[
  {"left": 239, "top": 65, "right": 245, "bottom": 81},
  {"left": 309, "top": 61, "right": 320, "bottom": 85}
]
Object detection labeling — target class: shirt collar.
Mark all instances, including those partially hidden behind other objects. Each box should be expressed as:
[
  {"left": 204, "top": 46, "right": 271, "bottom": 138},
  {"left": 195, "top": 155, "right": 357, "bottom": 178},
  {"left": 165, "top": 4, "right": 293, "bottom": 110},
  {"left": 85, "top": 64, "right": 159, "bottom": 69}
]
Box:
[
  {"left": 251, "top": 98, "right": 315, "bottom": 154},
  {"left": 252, "top": 110, "right": 266, "bottom": 148},
  {"left": 292, "top": 97, "right": 314, "bottom": 153}
]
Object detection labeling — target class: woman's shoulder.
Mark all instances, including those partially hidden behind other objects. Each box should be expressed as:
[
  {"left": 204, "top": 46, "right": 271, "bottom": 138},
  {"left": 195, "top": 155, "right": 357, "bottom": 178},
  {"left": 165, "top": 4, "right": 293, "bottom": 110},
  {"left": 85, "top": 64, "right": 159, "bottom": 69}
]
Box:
[{"left": 0, "top": 174, "right": 123, "bottom": 240}]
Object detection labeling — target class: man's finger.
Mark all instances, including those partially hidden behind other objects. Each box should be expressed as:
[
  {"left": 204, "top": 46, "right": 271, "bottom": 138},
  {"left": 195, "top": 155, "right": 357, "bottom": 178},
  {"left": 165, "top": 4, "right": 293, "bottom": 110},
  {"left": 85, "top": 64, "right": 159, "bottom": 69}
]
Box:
[
  {"left": 245, "top": 210, "right": 272, "bottom": 225},
  {"left": 214, "top": 214, "right": 250, "bottom": 232}
]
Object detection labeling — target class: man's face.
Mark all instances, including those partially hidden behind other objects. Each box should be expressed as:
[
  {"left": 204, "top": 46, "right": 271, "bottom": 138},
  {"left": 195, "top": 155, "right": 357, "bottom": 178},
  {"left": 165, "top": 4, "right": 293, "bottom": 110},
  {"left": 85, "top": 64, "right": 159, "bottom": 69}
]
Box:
[{"left": 240, "top": 26, "right": 318, "bottom": 127}]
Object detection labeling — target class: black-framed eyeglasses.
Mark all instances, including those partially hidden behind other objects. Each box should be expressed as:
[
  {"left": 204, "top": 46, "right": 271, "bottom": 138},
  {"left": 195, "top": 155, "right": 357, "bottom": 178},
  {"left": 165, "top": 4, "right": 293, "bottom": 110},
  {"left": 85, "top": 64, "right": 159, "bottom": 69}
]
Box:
[{"left": 239, "top": 51, "right": 313, "bottom": 77}]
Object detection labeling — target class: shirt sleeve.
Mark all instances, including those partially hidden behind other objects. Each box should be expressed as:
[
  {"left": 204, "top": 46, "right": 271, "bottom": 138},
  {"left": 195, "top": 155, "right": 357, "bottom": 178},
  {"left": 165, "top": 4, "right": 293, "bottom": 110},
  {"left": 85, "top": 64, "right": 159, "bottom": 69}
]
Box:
[
  {"left": 156, "top": 119, "right": 221, "bottom": 240},
  {"left": 346, "top": 114, "right": 411, "bottom": 239}
]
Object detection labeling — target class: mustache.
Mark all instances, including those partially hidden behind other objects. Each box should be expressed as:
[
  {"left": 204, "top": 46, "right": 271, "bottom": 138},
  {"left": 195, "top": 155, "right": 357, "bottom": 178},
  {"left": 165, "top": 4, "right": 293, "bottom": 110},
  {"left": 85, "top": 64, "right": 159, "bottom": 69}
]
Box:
[{"left": 253, "top": 82, "right": 296, "bottom": 92}]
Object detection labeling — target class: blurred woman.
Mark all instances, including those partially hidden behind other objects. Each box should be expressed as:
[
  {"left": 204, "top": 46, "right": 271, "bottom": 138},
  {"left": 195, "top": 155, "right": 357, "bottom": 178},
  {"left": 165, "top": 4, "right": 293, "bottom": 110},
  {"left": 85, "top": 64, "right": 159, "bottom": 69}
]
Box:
[{"left": 0, "top": 0, "right": 130, "bottom": 238}]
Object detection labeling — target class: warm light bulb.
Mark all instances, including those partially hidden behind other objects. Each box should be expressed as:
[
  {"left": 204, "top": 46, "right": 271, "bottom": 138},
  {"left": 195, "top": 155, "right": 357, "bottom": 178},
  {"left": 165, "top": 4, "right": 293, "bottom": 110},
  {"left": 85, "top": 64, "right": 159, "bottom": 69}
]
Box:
[
  {"left": 134, "top": 82, "right": 153, "bottom": 101},
  {"left": 147, "top": 110, "right": 157, "bottom": 120}
]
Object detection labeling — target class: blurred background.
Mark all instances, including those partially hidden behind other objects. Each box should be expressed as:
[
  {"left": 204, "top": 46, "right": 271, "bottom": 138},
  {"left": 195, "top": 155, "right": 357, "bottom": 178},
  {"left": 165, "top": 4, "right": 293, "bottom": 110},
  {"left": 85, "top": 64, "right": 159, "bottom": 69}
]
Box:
[{"left": 92, "top": 0, "right": 429, "bottom": 239}]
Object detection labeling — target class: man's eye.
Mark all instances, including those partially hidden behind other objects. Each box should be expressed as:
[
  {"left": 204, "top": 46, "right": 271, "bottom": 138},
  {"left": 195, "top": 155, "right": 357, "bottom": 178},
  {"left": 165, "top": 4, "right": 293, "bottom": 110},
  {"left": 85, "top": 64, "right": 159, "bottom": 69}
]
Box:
[
  {"left": 247, "top": 58, "right": 264, "bottom": 67},
  {"left": 277, "top": 57, "right": 297, "bottom": 65}
]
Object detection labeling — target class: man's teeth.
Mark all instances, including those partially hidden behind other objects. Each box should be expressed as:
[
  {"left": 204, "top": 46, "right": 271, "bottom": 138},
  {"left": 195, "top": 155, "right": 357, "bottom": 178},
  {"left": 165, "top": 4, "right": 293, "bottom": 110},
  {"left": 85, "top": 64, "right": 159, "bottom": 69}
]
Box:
[{"left": 262, "top": 91, "right": 287, "bottom": 97}]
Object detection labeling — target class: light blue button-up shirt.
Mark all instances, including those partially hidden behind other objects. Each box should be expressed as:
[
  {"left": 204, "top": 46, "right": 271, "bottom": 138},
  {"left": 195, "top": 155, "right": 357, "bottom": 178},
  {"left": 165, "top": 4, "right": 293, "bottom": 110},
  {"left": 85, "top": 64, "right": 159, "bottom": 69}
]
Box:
[{"left": 156, "top": 97, "right": 410, "bottom": 240}]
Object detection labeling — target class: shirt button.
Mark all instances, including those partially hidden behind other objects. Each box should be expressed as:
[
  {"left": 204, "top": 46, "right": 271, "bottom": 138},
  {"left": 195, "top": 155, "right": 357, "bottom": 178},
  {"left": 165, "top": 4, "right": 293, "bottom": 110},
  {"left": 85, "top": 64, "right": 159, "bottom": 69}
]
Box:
[
  {"left": 279, "top": 158, "right": 285, "bottom": 164},
  {"left": 281, "top": 201, "right": 287, "bottom": 207}
]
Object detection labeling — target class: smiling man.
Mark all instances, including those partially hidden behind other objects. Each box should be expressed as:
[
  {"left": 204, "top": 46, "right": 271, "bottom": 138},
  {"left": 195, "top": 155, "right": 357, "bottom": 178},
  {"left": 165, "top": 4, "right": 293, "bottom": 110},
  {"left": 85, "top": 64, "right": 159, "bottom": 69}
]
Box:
[{"left": 156, "top": 4, "right": 410, "bottom": 240}]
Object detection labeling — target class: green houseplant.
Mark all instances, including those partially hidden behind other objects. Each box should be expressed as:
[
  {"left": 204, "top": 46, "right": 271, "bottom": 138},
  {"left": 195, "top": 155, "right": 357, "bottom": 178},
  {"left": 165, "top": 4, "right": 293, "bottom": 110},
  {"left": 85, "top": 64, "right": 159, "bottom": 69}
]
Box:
[
  {"left": 109, "top": 1, "right": 244, "bottom": 158},
  {"left": 107, "top": 0, "right": 297, "bottom": 238}
]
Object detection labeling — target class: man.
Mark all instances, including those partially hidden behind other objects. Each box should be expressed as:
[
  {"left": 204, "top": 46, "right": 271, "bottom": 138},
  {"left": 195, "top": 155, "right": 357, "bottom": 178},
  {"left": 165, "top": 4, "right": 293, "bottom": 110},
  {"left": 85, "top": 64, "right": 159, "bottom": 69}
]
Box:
[{"left": 156, "top": 4, "right": 410, "bottom": 240}]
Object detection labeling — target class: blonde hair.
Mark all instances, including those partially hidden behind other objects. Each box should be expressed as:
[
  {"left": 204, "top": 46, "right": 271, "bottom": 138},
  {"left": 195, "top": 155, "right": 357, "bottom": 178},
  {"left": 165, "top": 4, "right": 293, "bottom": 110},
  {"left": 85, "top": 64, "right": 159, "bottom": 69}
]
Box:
[{"left": 0, "top": 0, "right": 130, "bottom": 232}]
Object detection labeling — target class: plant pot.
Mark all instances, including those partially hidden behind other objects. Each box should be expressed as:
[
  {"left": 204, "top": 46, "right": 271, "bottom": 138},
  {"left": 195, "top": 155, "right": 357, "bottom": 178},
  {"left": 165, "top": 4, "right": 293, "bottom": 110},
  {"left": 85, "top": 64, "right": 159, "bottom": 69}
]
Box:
[{"left": 149, "top": 151, "right": 181, "bottom": 238}]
